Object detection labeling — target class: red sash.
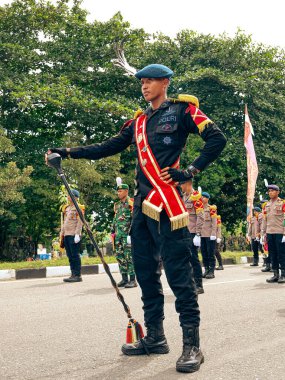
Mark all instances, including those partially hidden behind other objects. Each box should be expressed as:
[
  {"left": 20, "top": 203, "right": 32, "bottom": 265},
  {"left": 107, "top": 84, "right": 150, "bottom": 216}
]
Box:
[{"left": 135, "top": 114, "right": 189, "bottom": 230}]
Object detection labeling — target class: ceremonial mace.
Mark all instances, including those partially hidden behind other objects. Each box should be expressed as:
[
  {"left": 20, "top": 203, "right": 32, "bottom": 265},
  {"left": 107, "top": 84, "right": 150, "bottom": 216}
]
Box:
[{"left": 46, "top": 152, "right": 144, "bottom": 344}]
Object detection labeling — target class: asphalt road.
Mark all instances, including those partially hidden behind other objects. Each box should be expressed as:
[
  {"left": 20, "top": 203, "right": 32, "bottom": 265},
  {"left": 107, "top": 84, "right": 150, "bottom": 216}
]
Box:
[{"left": 1, "top": 264, "right": 285, "bottom": 380}]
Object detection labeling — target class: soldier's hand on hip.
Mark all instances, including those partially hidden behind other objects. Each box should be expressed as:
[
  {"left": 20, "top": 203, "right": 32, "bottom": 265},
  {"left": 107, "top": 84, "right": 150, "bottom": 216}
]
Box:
[
  {"left": 74, "top": 234, "right": 80, "bottom": 244},
  {"left": 210, "top": 235, "right": 216, "bottom": 241},
  {"left": 160, "top": 167, "right": 192, "bottom": 185}
]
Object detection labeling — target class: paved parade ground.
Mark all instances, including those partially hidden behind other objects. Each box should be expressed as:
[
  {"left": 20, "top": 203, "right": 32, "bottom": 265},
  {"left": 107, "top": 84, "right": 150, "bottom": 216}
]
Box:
[{"left": 1, "top": 264, "right": 285, "bottom": 380}]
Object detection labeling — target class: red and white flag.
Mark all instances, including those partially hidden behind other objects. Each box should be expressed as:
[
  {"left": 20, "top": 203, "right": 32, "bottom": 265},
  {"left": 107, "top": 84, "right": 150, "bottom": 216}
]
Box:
[{"left": 244, "top": 105, "right": 258, "bottom": 221}]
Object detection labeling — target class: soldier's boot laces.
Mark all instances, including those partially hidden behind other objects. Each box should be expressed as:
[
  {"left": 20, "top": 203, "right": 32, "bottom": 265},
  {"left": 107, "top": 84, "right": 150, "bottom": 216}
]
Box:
[
  {"left": 121, "top": 322, "right": 169, "bottom": 356},
  {"left": 125, "top": 275, "right": 138, "bottom": 288},
  {"left": 117, "top": 274, "right": 128, "bottom": 287},
  {"left": 176, "top": 326, "right": 204, "bottom": 373},
  {"left": 278, "top": 270, "right": 285, "bottom": 283},
  {"left": 266, "top": 270, "right": 279, "bottom": 283}
]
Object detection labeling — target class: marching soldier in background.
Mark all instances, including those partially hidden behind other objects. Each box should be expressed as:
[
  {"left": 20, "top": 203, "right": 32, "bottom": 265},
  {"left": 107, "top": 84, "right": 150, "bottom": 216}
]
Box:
[
  {"left": 112, "top": 180, "right": 137, "bottom": 288},
  {"left": 201, "top": 192, "right": 218, "bottom": 279},
  {"left": 215, "top": 215, "right": 224, "bottom": 270},
  {"left": 247, "top": 206, "right": 262, "bottom": 266},
  {"left": 181, "top": 180, "right": 204, "bottom": 294},
  {"left": 261, "top": 185, "right": 285, "bottom": 283},
  {"left": 60, "top": 189, "right": 85, "bottom": 283}
]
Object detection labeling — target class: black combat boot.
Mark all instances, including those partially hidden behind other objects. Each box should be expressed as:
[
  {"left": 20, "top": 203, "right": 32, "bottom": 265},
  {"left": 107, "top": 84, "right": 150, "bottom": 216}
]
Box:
[
  {"left": 202, "top": 268, "right": 209, "bottom": 278},
  {"left": 63, "top": 275, "right": 82, "bottom": 282},
  {"left": 250, "top": 259, "right": 259, "bottom": 266},
  {"left": 261, "top": 262, "right": 271, "bottom": 272},
  {"left": 195, "top": 279, "right": 204, "bottom": 295},
  {"left": 117, "top": 274, "right": 128, "bottom": 287},
  {"left": 121, "top": 322, "right": 169, "bottom": 355},
  {"left": 266, "top": 270, "right": 279, "bottom": 283},
  {"left": 205, "top": 268, "right": 215, "bottom": 279},
  {"left": 176, "top": 326, "right": 204, "bottom": 373},
  {"left": 278, "top": 270, "right": 285, "bottom": 283},
  {"left": 125, "top": 274, "right": 138, "bottom": 288}
]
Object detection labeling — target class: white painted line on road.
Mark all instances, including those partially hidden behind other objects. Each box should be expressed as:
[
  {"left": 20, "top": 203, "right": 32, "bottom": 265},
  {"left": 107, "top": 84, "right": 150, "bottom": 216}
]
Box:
[
  {"left": 163, "top": 278, "right": 256, "bottom": 292},
  {"left": 203, "top": 278, "right": 256, "bottom": 286}
]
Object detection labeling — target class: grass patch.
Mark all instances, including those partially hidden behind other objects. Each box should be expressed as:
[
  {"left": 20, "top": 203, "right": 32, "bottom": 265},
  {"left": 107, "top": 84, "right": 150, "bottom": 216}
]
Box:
[{"left": 0, "top": 256, "right": 118, "bottom": 270}]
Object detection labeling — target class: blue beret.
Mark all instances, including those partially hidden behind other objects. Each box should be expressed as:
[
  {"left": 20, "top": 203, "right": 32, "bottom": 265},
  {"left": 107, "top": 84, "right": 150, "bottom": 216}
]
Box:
[
  {"left": 135, "top": 64, "right": 173, "bottom": 80},
  {"left": 267, "top": 184, "right": 279, "bottom": 191},
  {"left": 254, "top": 206, "right": 261, "bottom": 212},
  {"left": 202, "top": 192, "right": 210, "bottom": 199},
  {"left": 71, "top": 189, "right": 79, "bottom": 198}
]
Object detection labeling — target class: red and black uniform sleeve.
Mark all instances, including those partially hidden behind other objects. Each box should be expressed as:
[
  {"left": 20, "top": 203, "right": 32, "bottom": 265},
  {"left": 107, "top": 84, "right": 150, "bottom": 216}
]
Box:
[{"left": 182, "top": 103, "right": 227, "bottom": 171}]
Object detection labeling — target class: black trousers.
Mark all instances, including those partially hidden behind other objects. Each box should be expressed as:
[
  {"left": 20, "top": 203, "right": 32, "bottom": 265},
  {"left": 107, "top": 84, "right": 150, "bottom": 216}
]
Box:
[
  {"left": 64, "top": 235, "right": 81, "bottom": 276},
  {"left": 189, "top": 233, "right": 203, "bottom": 287},
  {"left": 267, "top": 234, "right": 285, "bottom": 271},
  {"left": 201, "top": 237, "right": 216, "bottom": 269},
  {"left": 131, "top": 206, "right": 200, "bottom": 327},
  {"left": 214, "top": 243, "right": 223, "bottom": 266},
  {"left": 251, "top": 239, "right": 259, "bottom": 262}
]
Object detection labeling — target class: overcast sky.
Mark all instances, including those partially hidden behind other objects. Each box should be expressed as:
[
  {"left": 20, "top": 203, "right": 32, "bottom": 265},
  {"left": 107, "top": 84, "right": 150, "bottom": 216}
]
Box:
[{"left": 0, "top": 0, "right": 284, "bottom": 47}]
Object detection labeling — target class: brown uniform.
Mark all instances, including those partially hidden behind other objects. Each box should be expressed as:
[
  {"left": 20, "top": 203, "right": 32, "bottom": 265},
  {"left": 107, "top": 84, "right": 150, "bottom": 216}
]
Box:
[
  {"left": 61, "top": 204, "right": 84, "bottom": 236},
  {"left": 61, "top": 203, "right": 85, "bottom": 277},
  {"left": 248, "top": 213, "right": 263, "bottom": 264},
  {"left": 261, "top": 198, "right": 285, "bottom": 235},
  {"left": 248, "top": 213, "right": 262, "bottom": 239},
  {"left": 201, "top": 205, "right": 218, "bottom": 272},
  {"left": 183, "top": 191, "right": 204, "bottom": 234},
  {"left": 261, "top": 198, "right": 285, "bottom": 272},
  {"left": 201, "top": 205, "right": 217, "bottom": 238}
]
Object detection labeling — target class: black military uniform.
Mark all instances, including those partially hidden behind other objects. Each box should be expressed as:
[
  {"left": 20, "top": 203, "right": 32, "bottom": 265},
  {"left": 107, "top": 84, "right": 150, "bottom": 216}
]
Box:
[{"left": 50, "top": 63, "right": 226, "bottom": 373}]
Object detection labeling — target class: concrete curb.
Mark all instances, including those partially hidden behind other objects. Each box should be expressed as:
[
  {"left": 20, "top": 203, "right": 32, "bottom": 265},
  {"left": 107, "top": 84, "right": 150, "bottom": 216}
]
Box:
[
  {"left": 0, "top": 263, "right": 119, "bottom": 281},
  {"left": 0, "top": 258, "right": 259, "bottom": 281}
]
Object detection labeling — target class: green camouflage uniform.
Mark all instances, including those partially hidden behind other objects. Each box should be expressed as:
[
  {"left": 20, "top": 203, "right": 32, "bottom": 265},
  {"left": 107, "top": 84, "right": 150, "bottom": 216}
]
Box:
[{"left": 113, "top": 196, "right": 135, "bottom": 276}]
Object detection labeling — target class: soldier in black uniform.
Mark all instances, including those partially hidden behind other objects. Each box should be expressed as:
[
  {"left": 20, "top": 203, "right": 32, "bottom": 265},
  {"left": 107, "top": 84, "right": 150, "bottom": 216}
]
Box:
[{"left": 48, "top": 64, "right": 226, "bottom": 373}]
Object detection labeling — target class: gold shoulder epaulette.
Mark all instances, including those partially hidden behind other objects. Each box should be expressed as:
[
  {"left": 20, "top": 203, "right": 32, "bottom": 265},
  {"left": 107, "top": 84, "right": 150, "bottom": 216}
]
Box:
[
  {"left": 210, "top": 205, "right": 217, "bottom": 211},
  {"left": 128, "top": 198, "right": 134, "bottom": 207},
  {"left": 170, "top": 94, "right": 199, "bottom": 108},
  {"left": 262, "top": 201, "right": 267, "bottom": 209},
  {"left": 133, "top": 109, "right": 144, "bottom": 119},
  {"left": 61, "top": 204, "right": 68, "bottom": 212},
  {"left": 78, "top": 203, "right": 85, "bottom": 211}
]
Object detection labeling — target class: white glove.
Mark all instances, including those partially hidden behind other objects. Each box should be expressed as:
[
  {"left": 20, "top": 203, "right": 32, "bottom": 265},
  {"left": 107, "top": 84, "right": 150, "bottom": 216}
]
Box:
[
  {"left": 282, "top": 236, "right": 285, "bottom": 243},
  {"left": 216, "top": 238, "right": 221, "bottom": 244},
  {"left": 74, "top": 234, "right": 80, "bottom": 244},
  {"left": 255, "top": 237, "right": 260, "bottom": 242},
  {"left": 260, "top": 236, "right": 264, "bottom": 245},
  {"left": 127, "top": 235, "right": 131, "bottom": 245},
  {"left": 210, "top": 235, "right": 216, "bottom": 241},
  {"left": 193, "top": 235, "right": 201, "bottom": 247}
]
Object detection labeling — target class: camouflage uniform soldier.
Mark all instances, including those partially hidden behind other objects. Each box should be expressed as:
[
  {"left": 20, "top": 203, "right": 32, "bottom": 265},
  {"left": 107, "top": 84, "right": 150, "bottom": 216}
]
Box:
[
  {"left": 112, "top": 181, "right": 137, "bottom": 288},
  {"left": 261, "top": 184, "right": 285, "bottom": 283}
]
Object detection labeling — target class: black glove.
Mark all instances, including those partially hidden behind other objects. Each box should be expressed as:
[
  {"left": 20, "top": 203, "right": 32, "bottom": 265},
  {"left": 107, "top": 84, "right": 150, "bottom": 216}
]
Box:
[
  {"left": 167, "top": 168, "right": 193, "bottom": 183},
  {"left": 48, "top": 148, "right": 68, "bottom": 158}
]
